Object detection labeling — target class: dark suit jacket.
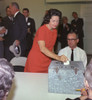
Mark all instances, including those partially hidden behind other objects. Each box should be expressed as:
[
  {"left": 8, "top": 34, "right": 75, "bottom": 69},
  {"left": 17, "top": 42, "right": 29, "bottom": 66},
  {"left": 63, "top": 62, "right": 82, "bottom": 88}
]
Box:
[
  {"left": 25, "top": 17, "right": 36, "bottom": 56},
  {"left": 27, "top": 17, "right": 36, "bottom": 37},
  {"left": 71, "top": 18, "right": 84, "bottom": 38},
  {"left": 12, "top": 12, "right": 27, "bottom": 56},
  {"left": 58, "top": 23, "right": 71, "bottom": 41},
  {"left": 2, "top": 16, "right": 13, "bottom": 46}
]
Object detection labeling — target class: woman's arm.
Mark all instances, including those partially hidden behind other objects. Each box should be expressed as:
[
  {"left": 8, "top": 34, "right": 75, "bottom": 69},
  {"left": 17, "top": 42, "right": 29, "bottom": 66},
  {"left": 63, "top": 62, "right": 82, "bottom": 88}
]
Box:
[{"left": 38, "top": 40, "right": 68, "bottom": 62}]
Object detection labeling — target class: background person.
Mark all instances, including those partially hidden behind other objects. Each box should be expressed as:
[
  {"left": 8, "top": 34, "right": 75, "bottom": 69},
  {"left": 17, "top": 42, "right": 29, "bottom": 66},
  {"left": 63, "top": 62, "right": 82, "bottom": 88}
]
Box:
[
  {"left": 9, "top": 2, "right": 27, "bottom": 57},
  {"left": 71, "top": 12, "right": 84, "bottom": 49},
  {"left": 22, "top": 8, "right": 36, "bottom": 56},
  {"left": 58, "top": 16, "right": 71, "bottom": 49},
  {"left": 24, "top": 9, "right": 68, "bottom": 73},
  {"left": 0, "top": 58, "right": 14, "bottom": 100},
  {"left": 0, "top": 16, "right": 3, "bottom": 26},
  {"left": 66, "top": 59, "right": 92, "bottom": 100},
  {"left": 2, "top": 6, "right": 13, "bottom": 61},
  {"left": 0, "top": 27, "right": 7, "bottom": 58}
]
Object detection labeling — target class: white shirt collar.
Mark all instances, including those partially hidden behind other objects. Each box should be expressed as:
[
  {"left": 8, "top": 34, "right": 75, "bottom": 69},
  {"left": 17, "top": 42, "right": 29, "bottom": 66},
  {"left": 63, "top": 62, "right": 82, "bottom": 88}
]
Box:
[
  {"left": 14, "top": 11, "right": 19, "bottom": 18},
  {"left": 26, "top": 17, "right": 28, "bottom": 22},
  {"left": 68, "top": 46, "right": 77, "bottom": 51},
  {"left": 8, "top": 16, "right": 12, "bottom": 20}
]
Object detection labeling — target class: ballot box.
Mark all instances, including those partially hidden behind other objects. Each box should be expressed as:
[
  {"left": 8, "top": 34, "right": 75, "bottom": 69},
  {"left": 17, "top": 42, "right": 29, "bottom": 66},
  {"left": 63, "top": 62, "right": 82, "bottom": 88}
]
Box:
[{"left": 48, "top": 60, "right": 85, "bottom": 94}]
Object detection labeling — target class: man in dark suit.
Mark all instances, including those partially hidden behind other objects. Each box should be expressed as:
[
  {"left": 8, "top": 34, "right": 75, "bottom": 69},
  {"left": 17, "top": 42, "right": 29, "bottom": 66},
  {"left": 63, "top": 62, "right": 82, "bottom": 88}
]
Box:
[
  {"left": 58, "top": 16, "right": 71, "bottom": 49},
  {"left": 22, "top": 8, "right": 36, "bottom": 56},
  {"left": 0, "top": 16, "right": 3, "bottom": 26},
  {"left": 9, "top": 2, "right": 27, "bottom": 57},
  {"left": 2, "top": 6, "right": 14, "bottom": 61},
  {"left": 71, "top": 12, "right": 84, "bottom": 49},
  {"left": 0, "top": 27, "right": 6, "bottom": 58}
]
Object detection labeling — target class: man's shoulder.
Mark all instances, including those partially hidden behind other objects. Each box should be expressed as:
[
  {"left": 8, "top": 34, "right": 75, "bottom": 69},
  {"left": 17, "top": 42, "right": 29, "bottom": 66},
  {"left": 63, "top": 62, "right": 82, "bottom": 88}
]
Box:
[
  {"left": 59, "top": 46, "right": 69, "bottom": 52},
  {"left": 15, "top": 12, "right": 25, "bottom": 22},
  {"left": 71, "top": 19, "right": 75, "bottom": 22},
  {"left": 3, "top": 16, "right": 9, "bottom": 21},
  {"left": 58, "top": 46, "right": 69, "bottom": 56},
  {"left": 28, "top": 17, "right": 35, "bottom": 22},
  {"left": 76, "top": 47, "right": 86, "bottom": 54},
  {"left": 67, "top": 23, "right": 71, "bottom": 26},
  {"left": 17, "top": 12, "right": 25, "bottom": 18},
  {"left": 78, "top": 18, "right": 83, "bottom": 21},
  {"left": 28, "top": 17, "right": 34, "bottom": 20}
]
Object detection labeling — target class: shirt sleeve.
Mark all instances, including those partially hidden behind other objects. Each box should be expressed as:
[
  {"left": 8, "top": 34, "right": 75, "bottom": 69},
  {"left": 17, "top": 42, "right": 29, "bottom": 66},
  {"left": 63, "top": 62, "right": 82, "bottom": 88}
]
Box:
[{"left": 81, "top": 51, "right": 87, "bottom": 69}]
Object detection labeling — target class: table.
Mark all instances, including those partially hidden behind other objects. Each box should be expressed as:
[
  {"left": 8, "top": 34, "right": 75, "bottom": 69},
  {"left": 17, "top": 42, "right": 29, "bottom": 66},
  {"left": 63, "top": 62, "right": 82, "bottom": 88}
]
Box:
[{"left": 7, "top": 72, "right": 80, "bottom": 100}]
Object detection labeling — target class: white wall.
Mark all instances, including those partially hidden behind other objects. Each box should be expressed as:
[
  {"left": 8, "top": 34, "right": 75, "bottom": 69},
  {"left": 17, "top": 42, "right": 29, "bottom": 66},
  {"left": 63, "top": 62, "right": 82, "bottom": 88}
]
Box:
[
  {"left": 80, "top": 4, "right": 92, "bottom": 54},
  {"left": 0, "top": 0, "right": 46, "bottom": 29},
  {"left": 0, "top": 0, "right": 82, "bottom": 28},
  {"left": 45, "top": 3, "right": 81, "bottom": 22}
]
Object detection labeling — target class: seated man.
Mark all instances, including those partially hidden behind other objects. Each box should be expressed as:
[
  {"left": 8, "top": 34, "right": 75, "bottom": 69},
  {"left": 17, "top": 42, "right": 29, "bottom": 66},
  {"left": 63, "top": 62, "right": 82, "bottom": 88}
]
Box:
[
  {"left": 58, "top": 32, "right": 87, "bottom": 68},
  {"left": 0, "top": 58, "right": 14, "bottom": 100}
]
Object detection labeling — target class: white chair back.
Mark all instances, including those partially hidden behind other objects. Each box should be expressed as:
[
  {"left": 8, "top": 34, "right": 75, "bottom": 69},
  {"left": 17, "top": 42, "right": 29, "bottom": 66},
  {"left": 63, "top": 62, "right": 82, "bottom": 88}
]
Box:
[{"left": 10, "top": 57, "right": 27, "bottom": 67}]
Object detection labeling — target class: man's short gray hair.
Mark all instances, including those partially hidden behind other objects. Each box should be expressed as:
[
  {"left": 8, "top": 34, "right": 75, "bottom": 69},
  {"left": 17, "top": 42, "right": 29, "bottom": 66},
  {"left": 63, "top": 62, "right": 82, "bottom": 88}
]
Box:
[
  {"left": 68, "top": 32, "right": 79, "bottom": 39},
  {"left": 0, "top": 59, "right": 14, "bottom": 100},
  {"left": 11, "top": 2, "right": 19, "bottom": 9},
  {"left": 84, "top": 59, "right": 92, "bottom": 89}
]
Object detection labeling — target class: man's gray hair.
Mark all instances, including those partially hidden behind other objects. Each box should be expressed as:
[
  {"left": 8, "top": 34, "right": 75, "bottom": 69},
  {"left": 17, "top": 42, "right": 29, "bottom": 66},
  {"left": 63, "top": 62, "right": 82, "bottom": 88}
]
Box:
[
  {"left": 84, "top": 59, "right": 92, "bottom": 89},
  {"left": 11, "top": 2, "right": 19, "bottom": 9},
  {"left": 0, "top": 59, "right": 14, "bottom": 100},
  {"left": 68, "top": 32, "right": 79, "bottom": 39}
]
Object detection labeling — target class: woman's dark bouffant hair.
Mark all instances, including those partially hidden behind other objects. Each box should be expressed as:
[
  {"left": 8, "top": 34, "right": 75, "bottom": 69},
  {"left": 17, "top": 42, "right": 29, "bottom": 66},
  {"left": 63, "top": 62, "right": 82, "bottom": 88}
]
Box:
[{"left": 42, "top": 9, "right": 62, "bottom": 25}]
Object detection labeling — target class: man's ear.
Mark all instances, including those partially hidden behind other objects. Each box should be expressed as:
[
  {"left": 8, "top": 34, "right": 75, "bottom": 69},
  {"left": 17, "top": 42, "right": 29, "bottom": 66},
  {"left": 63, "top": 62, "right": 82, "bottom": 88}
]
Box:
[
  {"left": 77, "top": 39, "right": 79, "bottom": 43},
  {"left": 85, "top": 79, "right": 89, "bottom": 89},
  {"left": 5, "top": 91, "right": 9, "bottom": 96}
]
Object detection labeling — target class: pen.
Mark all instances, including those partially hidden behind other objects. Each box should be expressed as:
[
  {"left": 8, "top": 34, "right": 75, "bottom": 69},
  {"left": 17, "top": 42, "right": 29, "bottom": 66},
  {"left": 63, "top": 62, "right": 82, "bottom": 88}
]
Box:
[
  {"left": 75, "top": 89, "right": 81, "bottom": 91},
  {"left": 75, "top": 88, "right": 85, "bottom": 91}
]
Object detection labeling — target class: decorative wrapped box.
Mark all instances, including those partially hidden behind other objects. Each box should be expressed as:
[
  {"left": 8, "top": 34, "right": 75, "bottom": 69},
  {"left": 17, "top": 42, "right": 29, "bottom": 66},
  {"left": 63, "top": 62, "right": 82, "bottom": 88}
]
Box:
[{"left": 48, "top": 60, "right": 84, "bottom": 94}]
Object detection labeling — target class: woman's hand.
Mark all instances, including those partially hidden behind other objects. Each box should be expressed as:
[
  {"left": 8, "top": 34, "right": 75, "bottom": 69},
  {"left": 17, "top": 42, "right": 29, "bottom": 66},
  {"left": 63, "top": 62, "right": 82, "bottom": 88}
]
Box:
[
  {"left": 58, "top": 55, "right": 68, "bottom": 62},
  {"left": 38, "top": 40, "right": 68, "bottom": 62}
]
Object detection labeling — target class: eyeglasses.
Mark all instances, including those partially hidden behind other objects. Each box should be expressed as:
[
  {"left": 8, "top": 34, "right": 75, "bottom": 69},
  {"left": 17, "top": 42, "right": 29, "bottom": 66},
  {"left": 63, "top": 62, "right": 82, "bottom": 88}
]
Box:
[{"left": 67, "top": 38, "right": 77, "bottom": 41}]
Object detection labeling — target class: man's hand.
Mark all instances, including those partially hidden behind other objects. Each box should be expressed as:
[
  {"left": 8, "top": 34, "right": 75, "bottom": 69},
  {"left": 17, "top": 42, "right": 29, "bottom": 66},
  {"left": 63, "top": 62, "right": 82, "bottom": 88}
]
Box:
[
  {"left": 80, "top": 96, "right": 88, "bottom": 100},
  {"left": 0, "top": 37, "right": 4, "bottom": 41},
  {"left": 73, "top": 24, "right": 76, "bottom": 27},
  {"left": 81, "top": 88, "right": 88, "bottom": 96},
  {"left": 28, "top": 28, "right": 31, "bottom": 33},
  {"left": 15, "top": 40, "right": 20, "bottom": 46},
  {"left": 0, "top": 27, "right": 6, "bottom": 34}
]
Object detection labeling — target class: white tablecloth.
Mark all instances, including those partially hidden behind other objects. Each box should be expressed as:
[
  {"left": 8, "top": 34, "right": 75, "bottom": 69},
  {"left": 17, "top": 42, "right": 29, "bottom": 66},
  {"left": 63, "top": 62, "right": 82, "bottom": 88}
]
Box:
[{"left": 7, "top": 72, "right": 80, "bottom": 100}]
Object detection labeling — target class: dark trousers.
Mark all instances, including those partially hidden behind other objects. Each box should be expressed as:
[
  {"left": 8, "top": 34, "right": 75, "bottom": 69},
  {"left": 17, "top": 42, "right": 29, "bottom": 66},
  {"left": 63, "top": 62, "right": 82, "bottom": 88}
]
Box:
[
  {"left": 4, "top": 45, "right": 14, "bottom": 61},
  {"left": 0, "top": 41, "right": 4, "bottom": 58},
  {"left": 26, "top": 33, "right": 33, "bottom": 56}
]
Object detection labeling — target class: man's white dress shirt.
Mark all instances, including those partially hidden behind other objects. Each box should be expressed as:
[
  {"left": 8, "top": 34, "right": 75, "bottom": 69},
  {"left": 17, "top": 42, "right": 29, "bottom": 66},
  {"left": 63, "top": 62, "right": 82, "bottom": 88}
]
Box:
[{"left": 58, "top": 46, "right": 87, "bottom": 69}]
